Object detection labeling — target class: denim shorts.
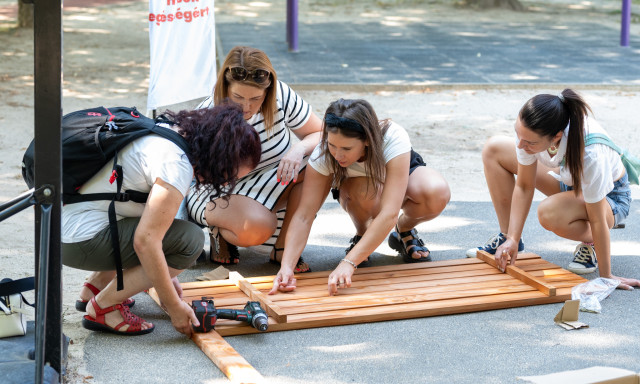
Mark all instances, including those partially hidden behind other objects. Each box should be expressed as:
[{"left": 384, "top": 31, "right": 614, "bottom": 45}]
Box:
[
  {"left": 559, "top": 171, "right": 632, "bottom": 227},
  {"left": 331, "top": 149, "right": 426, "bottom": 201}
]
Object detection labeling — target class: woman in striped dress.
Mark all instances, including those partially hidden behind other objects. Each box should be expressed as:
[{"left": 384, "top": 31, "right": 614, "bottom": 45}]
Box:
[{"left": 187, "top": 46, "right": 322, "bottom": 272}]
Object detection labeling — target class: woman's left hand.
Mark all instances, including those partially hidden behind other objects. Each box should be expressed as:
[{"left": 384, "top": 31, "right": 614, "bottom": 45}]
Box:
[
  {"left": 610, "top": 274, "right": 640, "bottom": 290},
  {"left": 327, "top": 261, "right": 355, "bottom": 296},
  {"left": 495, "top": 238, "right": 519, "bottom": 272},
  {"left": 277, "top": 144, "right": 305, "bottom": 185}
]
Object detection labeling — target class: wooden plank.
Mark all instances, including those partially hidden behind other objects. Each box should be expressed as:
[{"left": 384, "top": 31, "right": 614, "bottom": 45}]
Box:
[
  {"left": 275, "top": 278, "right": 532, "bottom": 310},
  {"left": 238, "top": 252, "right": 544, "bottom": 285},
  {"left": 214, "top": 287, "right": 576, "bottom": 336},
  {"left": 183, "top": 272, "right": 516, "bottom": 308},
  {"left": 179, "top": 260, "right": 571, "bottom": 307},
  {"left": 174, "top": 254, "right": 546, "bottom": 291},
  {"left": 229, "top": 272, "right": 288, "bottom": 323},
  {"left": 476, "top": 250, "right": 557, "bottom": 296},
  {"left": 288, "top": 288, "right": 573, "bottom": 323},
  {"left": 277, "top": 283, "right": 538, "bottom": 315},
  {"left": 276, "top": 266, "right": 502, "bottom": 289},
  {"left": 181, "top": 279, "right": 237, "bottom": 289},
  {"left": 192, "top": 331, "right": 264, "bottom": 384},
  {"left": 148, "top": 252, "right": 586, "bottom": 338},
  {"left": 254, "top": 271, "right": 514, "bottom": 302}
]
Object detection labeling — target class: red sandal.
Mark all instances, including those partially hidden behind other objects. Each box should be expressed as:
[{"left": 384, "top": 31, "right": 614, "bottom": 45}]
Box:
[
  {"left": 81, "top": 297, "right": 154, "bottom": 336},
  {"left": 75, "top": 282, "right": 135, "bottom": 312}
]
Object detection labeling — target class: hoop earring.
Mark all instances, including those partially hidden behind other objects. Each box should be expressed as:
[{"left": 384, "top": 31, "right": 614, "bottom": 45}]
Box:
[{"left": 548, "top": 145, "right": 558, "bottom": 155}]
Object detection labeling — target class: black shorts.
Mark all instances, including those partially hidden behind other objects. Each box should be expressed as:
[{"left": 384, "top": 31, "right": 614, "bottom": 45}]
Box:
[{"left": 331, "top": 149, "right": 426, "bottom": 201}]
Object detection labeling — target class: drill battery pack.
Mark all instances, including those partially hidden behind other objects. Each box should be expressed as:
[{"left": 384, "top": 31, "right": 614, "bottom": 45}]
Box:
[{"left": 191, "top": 297, "right": 217, "bottom": 333}]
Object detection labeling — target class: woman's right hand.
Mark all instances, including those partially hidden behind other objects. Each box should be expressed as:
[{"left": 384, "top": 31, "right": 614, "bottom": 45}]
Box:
[
  {"left": 166, "top": 300, "right": 200, "bottom": 337},
  {"left": 268, "top": 266, "right": 297, "bottom": 294}
]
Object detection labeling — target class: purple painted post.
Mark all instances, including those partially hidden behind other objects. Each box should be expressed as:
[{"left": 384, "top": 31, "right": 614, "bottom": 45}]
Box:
[
  {"left": 287, "top": 0, "right": 299, "bottom": 52},
  {"left": 286, "top": 0, "right": 291, "bottom": 44},
  {"left": 621, "top": 0, "right": 631, "bottom": 47}
]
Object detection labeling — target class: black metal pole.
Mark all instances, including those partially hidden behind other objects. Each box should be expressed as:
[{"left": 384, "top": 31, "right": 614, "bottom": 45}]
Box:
[
  {"left": 0, "top": 193, "right": 36, "bottom": 222},
  {"left": 35, "top": 203, "right": 52, "bottom": 383},
  {"left": 33, "top": 0, "right": 63, "bottom": 379},
  {"left": 0, "top": 188, "right": 35, "bottom": 212}
]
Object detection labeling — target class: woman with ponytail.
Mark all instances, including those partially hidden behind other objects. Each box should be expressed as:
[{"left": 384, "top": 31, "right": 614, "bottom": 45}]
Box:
[{"left": 467, "top": 89, "right": 639, "bottom": 290}]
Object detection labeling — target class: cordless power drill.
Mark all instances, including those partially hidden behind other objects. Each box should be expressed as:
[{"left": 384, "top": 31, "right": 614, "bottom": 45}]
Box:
[{"left": 191, "top": 297, "right": 269, "bottom": 333}]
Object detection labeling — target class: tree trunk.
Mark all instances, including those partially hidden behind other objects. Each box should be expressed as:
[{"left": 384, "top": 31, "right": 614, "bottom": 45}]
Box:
[
  {"left": 18, "top": 0, "right": 34, "bottom": 28},
  {"left": 466, "top": 0, "right": 525, "bottom": 11}
]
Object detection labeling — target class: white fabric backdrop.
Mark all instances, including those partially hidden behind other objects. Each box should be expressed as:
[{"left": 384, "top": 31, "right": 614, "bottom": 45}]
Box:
[{"left": 147, "top": 0, "right": 216, "bottom": 110}]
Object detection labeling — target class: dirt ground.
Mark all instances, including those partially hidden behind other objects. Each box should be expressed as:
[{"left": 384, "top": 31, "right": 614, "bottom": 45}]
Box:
[{"left": 1, "top": 0, "right": 639, "bottom": 382}]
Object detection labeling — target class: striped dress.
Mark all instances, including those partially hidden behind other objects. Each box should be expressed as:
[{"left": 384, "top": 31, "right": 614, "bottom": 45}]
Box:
[{"left": 187, "top": 81, "right": 313, "bottom": 232}]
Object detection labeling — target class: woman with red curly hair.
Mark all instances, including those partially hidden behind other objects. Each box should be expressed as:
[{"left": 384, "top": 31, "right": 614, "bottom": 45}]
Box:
[{"left": 62, "top": 103, "right": 261, "bottom": 336}]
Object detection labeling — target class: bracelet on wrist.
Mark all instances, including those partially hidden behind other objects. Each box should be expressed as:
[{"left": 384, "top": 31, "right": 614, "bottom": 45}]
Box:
[{"left": 340, "top": 258, "right": 357, "bottom": 269}]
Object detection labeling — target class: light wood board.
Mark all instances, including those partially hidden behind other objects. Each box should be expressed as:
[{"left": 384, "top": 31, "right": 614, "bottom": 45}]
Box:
[
  {"left": 150, "top": 252, "right": 587, "bottom": 337},
  {"left": 149, "top": 252, "right": 587, "bottom": 382}
]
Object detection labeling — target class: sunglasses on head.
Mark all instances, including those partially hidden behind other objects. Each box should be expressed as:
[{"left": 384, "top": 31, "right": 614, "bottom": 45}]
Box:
[{"left": 229, "top": 67, "right": 270, "bottom": 84}]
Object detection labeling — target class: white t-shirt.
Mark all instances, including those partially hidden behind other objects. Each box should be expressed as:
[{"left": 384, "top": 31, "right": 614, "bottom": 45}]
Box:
[
  {"left": 62, "top": 134, "right": 193, "bottom": 243},
  {"left": 309, "top": 121, "right": 412, "bottom": 177},
  {"left": 516, "top": 116, "right": 624, "bottom": 203}
]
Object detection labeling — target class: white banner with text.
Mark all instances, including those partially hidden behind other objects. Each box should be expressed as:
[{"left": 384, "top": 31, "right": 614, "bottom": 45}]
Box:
[{"left": 147, "top": 0, "right": 216, "bottom": 110}]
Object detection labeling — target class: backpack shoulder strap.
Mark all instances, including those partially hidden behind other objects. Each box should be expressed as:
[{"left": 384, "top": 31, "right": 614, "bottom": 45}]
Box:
[
  {"left": 149, "top": 124, "right": 190, "bottom": 155},
  {"left": 584, "top": 133, "right": 622, "bottom": 155}
]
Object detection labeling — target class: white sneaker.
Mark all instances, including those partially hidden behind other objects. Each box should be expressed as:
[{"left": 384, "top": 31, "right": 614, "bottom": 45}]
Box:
[{"left": 567, "top": 243, "right": 598, "bottom": 274}]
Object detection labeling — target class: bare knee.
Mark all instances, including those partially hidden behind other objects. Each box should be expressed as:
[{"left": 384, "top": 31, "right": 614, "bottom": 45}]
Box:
[
  {"left": 482, "top": 135, "right": 512, "bottom": 164},
  {"left": 236, "top": 216, "right": 276, "bottom": 246},
  {"left": 406, "top": 168, "right": 450, "bottom": 218},
  {"left": 339, "top": 177, "right": 379, "bottom": 214},
  {"left": 340, "top": 188, "right": 377, "bottom": 215},
  {"left": 537, "top": 199, "right": 557, "bottom": 232},
  {"left": 423, "top": 179, "right": 450, "bottom": 215}
]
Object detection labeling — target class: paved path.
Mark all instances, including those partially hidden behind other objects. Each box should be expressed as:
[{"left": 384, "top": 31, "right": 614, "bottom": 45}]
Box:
[
  {"left": 81, "top": 200, "right": 640, "bottom": 384},
  {"left": 217, "top": 18, "right": 640, "bottom": 85},
  {"left": 3, "top": 2, "right": 640, "bottom": 383}
]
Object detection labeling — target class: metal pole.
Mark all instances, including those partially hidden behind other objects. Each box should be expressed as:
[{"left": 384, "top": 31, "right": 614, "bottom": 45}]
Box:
[
  {"left": 33, "top": 0, "right": 63, "bottom": 378},
  {"left": 288, "top": 0, "right": 299, "bottom": 52},
  {"left": 35, "top": 203, "right": 52, "bottom": 384},
  {"left": 0, "top": 188, "right": 35, "bottom": 212},
  {"left": 286, "top": 0, "right": 291, "bottom": 44},
  {"left": 621, "top": 0, "right": 631, "bottom": 47},
  {"left": 0, "top": 194, "right": 36, "bottom": 222}
]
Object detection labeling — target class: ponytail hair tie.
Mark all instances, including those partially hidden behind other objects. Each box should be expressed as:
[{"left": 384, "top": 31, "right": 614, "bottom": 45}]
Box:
[{"left": 557, "top": 93, "right": 565, "bottom": 103}]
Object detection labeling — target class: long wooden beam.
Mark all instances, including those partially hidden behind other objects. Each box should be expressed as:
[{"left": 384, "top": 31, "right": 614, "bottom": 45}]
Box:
[
  {"left": 476, "top": 250, "right": 557, "bottom": 296},
  {"left": 191, "top": 331, "right": 264, "bottom": 384},
  {"left": 229, "top": 272, "right": 288, "bottom": 323}
]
